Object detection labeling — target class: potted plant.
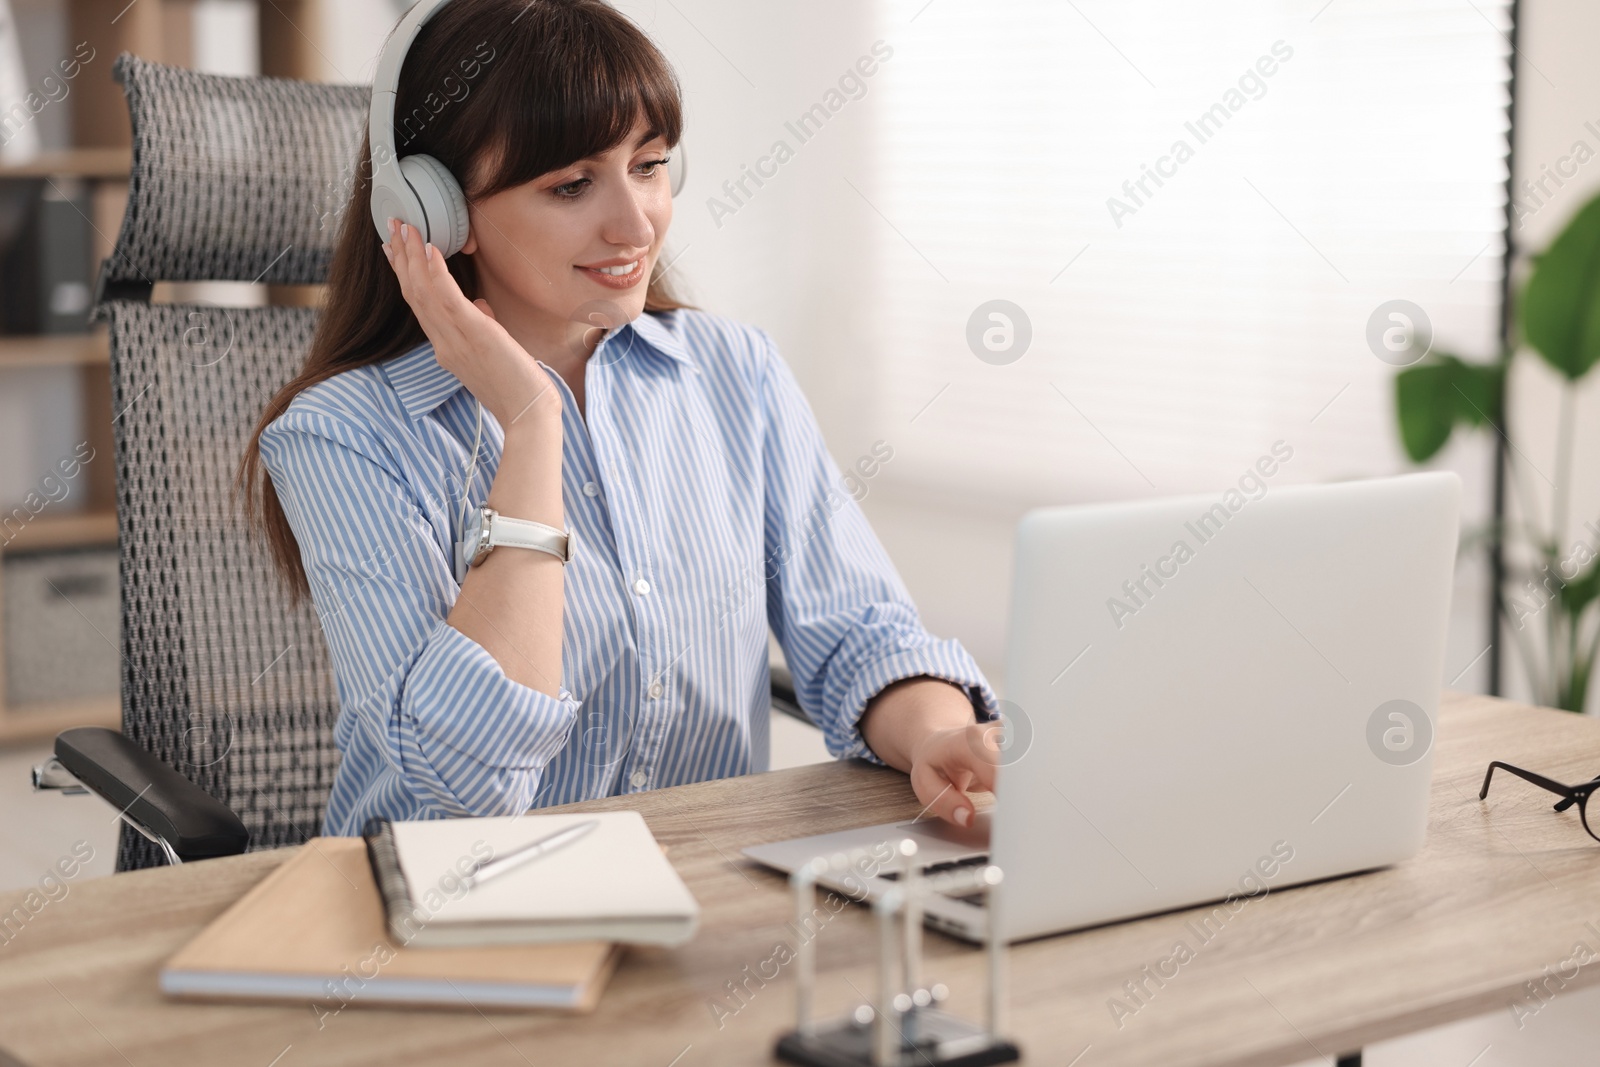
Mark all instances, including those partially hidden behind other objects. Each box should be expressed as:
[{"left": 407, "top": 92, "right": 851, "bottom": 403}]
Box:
[{"left": 1396, "top": 192, "right": 1600, "bottom": 713}]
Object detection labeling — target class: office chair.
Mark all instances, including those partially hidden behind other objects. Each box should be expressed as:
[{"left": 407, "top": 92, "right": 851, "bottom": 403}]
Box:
[{"left": 31, "top": 55, "right": 808, "bottom": 872}]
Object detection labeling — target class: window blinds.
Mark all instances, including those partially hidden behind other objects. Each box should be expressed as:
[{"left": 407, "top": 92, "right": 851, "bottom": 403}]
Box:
[{"left": 867, "top": 0, "right": 1511, "bottom": 504}]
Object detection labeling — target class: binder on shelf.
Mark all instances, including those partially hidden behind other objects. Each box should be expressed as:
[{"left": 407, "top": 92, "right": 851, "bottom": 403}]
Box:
[
  {"left": 0, "top": 179, "right": 94, "bottom": 335},
  {"left": 39, "top": 178, "right": 92, "bottom": 333}
]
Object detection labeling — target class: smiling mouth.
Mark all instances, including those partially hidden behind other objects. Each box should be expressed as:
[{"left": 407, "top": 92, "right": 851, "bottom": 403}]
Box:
[{"left": 577, "top": 259, "right": 646, "bottom": 287}]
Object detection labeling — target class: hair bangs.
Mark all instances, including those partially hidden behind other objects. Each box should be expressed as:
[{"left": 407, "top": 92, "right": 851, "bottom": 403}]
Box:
[{"left": 463, "top": 0, "right": 683, "bottom": 200}]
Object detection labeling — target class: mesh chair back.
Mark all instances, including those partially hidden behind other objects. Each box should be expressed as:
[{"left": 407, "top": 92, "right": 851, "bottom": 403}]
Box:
[{"left": 101, "top": 55, "right": 367, "bottom": 870}]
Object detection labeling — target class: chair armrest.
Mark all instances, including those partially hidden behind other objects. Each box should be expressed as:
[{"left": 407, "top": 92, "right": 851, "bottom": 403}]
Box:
[
  {"left": 54, "top": 727, "right": 249, "bottom": 862},
  {"left": 769, "top": 663, "right": 810, "bottom": 725}
]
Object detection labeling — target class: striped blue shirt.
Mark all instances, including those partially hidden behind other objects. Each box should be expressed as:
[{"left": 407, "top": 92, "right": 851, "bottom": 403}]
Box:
[{"left": 259, "top": 309, "right": 998, "bottom": 836}]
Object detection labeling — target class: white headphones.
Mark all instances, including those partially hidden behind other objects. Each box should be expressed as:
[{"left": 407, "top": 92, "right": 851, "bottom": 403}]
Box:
[{"left": 368, "top": 0, "right": 687, "bottom": 258}]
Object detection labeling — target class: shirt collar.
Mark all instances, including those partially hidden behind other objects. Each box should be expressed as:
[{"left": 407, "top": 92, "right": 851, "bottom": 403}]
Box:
[{"left": 383, "top": 311, "right": 693, "bottom": 421}]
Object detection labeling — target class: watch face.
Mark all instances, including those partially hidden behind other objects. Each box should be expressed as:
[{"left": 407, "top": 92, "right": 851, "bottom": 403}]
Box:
[{"left": 465, "top": 508, "right": 491, "bottom": 566}]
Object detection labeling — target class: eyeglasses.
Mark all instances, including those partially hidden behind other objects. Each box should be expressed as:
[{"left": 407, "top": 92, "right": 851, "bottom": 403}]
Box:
[{"left": 1480, "top": 761, "right": 1600, "bottom": 842}]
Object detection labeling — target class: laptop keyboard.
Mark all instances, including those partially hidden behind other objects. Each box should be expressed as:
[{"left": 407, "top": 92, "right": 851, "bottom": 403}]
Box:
[{"left": 881, "top": 854, "right": 991, "bottom": 903}]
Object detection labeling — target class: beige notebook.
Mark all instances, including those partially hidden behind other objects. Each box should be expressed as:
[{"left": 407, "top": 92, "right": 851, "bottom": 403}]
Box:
[
  {"left": 161, "top": 837, "right": 620, "bottom": 1011},
  {"left": 363, "top": 810, "right": 700, "bottom": 948}
]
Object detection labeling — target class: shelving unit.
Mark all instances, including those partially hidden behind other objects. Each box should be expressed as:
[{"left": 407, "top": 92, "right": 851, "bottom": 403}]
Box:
[
  {"left": 0, "top": 694, "right": 118, "bottom": 744},
  {"left": 0, "top": 146, "right": 122, "bottom": 740},
  {"left": 0, "top": 0, "right": 329, "bottom": 744},
  {"left": 0, "top": 506, "right": 121, "bottom": 742},
  {"left": 0, "top": 330, "right": 108, "bottom": 370},
  {"left": 3, "top": 510, "right": 118, "bottom": 555},
  {"left": 0, "top": 148, "right": 132, "bottom": 180}
]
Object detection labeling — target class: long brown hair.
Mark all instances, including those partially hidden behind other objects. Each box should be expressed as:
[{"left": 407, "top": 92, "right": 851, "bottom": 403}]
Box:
[{"left": 238, "top": 0, "right": 689, "bottom": 601}]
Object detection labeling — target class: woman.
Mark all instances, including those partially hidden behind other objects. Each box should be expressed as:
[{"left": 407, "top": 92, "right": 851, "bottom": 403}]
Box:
[{"left": 239, "top": 0, "right": 1002, "bottom": 837}]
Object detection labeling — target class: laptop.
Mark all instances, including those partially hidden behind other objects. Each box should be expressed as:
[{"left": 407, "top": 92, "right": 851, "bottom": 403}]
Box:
[{"left": 744, "top": 470, "right": 1461, "bottom": 942}]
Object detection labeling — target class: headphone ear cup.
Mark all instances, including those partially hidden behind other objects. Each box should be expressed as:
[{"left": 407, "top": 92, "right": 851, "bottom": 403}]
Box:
[
  {"left": 668, "top": 142, "right": 687, "bottom": 198},
  {"left": 370, "top": 167, "right": 427, "bottom": 247},
  {"left": 398, "top": 154, "right": 470, "bottom": 257}
]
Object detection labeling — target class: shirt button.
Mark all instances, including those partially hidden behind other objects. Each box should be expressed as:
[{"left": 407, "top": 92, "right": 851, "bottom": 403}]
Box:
[
  {"left": 630, "top": 769, "right": 648, "bottom": 789},
  {"left": 583, "top": 481, "right": 599, "bottom": 497},
  {"left": 648, "top": 681, "right": 663, "bottom": 699},
  {"left": 633, "top": 578, "right": 651, "bottom": 596}
]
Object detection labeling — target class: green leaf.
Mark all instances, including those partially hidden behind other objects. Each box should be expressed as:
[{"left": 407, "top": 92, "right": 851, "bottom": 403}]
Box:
[
  {"left": 1449, "top": 358, "right": 1503, "bottom": 426},
  {"left": 1396, "top": 363, "right": 1456, "bottom": 461},
  {"left": 1562, "top": 558, "right": 1600, "bottom": 619},
  {"left": 1522, "top": 192, "right": 1600, "bottom": 381},
  {"left": 1394, "top": 354, "right": 1505, "bottom": 462}
]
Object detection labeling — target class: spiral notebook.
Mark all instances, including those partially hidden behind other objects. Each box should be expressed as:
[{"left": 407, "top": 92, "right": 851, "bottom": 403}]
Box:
[
  {"left": 363, "top": 810, "right": 700, "bottom": 948},
  {"left": 160, "top": 836, "right": 620, "bottom": 1011}
]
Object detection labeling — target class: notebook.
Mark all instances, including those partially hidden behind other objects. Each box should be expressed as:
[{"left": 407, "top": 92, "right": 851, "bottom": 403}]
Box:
[
  {"left": 161, "top": 836, "right": 620, "bottom": 1011},
  {"left": 363, "top": 810, "right": 700, "bottom": 948}
]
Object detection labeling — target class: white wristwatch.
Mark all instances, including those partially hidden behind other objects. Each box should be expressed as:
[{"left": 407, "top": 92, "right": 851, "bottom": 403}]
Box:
[{"left": 457, "top": 506, "right": 574, "bottom": 579}]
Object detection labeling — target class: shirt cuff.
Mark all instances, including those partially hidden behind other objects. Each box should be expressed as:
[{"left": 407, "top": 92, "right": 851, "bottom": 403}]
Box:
[
  {"left": 836, "top": 637, "right": 1000, "bottom": 766},
  {"left": 401, "top": 620, "right": 583, "bottom": 771}
]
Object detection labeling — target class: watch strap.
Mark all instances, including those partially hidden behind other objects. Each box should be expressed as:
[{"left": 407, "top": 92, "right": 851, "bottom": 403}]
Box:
[{"left": 488, "top": 513, "right": 573, "bottom": 564}]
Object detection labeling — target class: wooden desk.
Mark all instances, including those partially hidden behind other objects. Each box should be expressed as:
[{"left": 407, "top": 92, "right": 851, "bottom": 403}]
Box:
[{"left": 3, "top": 690, "right": 1600, "bottom": 1066}]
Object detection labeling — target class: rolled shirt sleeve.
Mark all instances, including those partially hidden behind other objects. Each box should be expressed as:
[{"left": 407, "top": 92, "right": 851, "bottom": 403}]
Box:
[
  {"left": 755, "top": 329, "right": 999, "bottom": 764},
  {"left": 259, "top": 406, "right": 581, "bottom": 829}
]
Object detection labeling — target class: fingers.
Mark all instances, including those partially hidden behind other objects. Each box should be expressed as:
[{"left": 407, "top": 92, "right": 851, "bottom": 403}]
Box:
[
  {"left": 964, "top": 722, "right": 1002, "bottom": 793},
  {"left": 383, "top": 219, "right": 427, "bottom": 318},
  {"left": 909, "top": 723, "right": 1006, "bottom": 829},
  {"left": 382, "top": 218, "right": 483, "bottom": 352},
  {"left": 911, "top": 760, "right": 978, "bottom": 829},
  {"left": 387, "top": 219, "right": 442, "bottom": 307}
]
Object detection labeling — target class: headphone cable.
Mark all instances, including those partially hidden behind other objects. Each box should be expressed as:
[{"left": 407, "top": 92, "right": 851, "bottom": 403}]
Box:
[{"left": 458, "top": 395, "right": 485, "bottom": 540}]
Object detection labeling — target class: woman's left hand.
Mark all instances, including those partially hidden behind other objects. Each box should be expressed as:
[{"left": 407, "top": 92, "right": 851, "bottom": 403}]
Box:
[{"left": 857, "top": 676, "right": 1002, "bottom": 828}]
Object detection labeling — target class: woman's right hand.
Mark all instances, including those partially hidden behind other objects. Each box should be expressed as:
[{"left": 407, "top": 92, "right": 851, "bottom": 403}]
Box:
[{"left": 382, "top": 217, "right": 562, "bottom": 434}]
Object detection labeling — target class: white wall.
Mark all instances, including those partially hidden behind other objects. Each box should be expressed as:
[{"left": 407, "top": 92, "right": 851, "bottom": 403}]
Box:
[{"left": 312, "top": 0, "right": 405, "bottom": 84}]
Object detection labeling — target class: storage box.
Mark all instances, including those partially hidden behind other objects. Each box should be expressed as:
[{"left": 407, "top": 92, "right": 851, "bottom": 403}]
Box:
[{"left": 2, "top": 545, "right": 118, "bottom": 708}]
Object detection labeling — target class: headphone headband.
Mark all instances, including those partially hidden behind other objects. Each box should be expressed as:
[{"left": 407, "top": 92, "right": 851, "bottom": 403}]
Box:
[{"left": 369, "top": 0, "right": 454, "bottom": 189}]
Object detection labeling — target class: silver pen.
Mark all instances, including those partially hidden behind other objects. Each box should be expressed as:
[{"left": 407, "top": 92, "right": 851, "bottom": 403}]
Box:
[{"left": 462, "top": 818, "right": 601, "bottom": 890}]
